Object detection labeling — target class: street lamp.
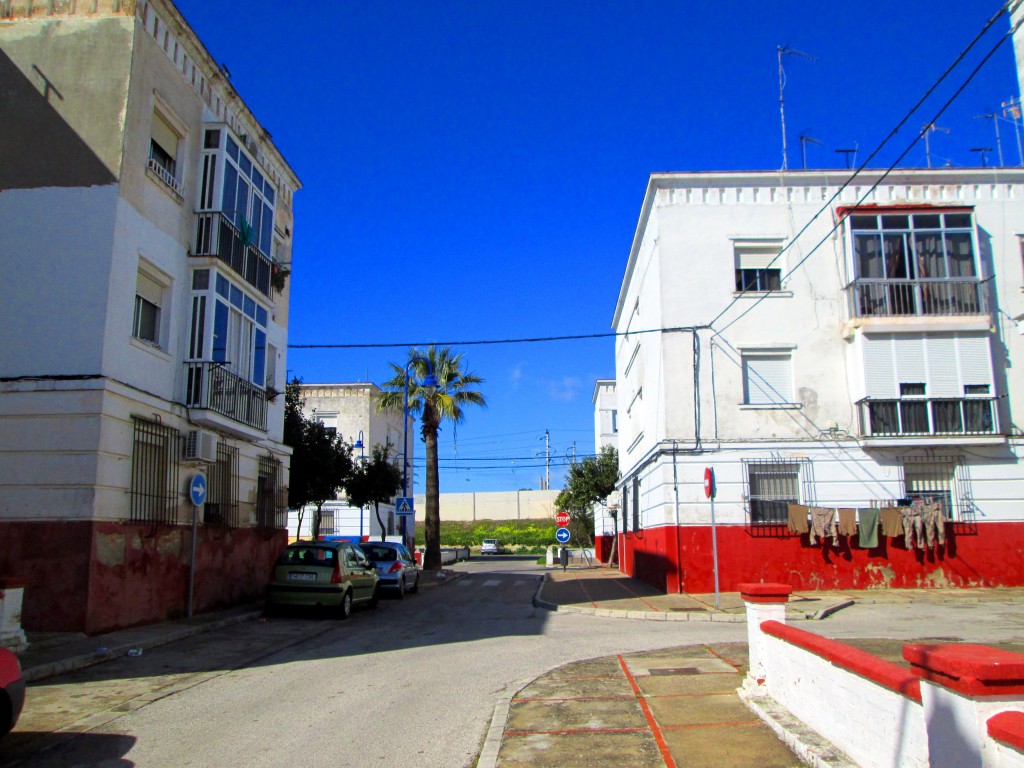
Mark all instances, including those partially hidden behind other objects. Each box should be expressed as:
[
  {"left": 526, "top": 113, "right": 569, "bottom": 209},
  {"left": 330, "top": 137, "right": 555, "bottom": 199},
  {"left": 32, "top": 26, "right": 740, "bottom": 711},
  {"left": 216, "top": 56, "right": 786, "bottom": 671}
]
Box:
[
  {"left": 401, "top": 357, "right": 438, "bottom": 545},
  {"left": 353, "top": 430, "right": 365, "bottom": 539}
]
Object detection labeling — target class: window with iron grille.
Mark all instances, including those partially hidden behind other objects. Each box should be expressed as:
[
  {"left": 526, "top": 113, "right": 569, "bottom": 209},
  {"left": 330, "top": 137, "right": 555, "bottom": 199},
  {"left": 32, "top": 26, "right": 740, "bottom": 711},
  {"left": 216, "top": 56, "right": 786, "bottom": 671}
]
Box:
[
  {"left": 257, "top": 455, "right": 286, "bottom": 529},
  {"left": 901, "top": 456, "right": 960, "bottom": 520},
  {"left": 130, "top": 417, "right": 181, "bottom": 524},
  {"left": 205, "top": 442, "right": 239, "bottom": 527},
  {"left": 319, "top": 507, "right": 336, "bottom": 536},
  {"left": 743, "top": 458, "right": 812, "bottom": 525}
]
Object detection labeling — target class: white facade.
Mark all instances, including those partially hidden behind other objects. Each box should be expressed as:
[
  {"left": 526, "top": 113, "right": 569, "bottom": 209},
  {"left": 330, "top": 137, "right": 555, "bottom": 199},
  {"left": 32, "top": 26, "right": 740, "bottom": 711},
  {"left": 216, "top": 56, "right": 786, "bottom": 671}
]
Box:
[
  {"left": 0, "top": 0, "right": 300, "bottom": 631},
  {"left": 289, "top": 383, "right": 408, "bottom": 541},
  {"left": 592, "top": 379, "right": 619, "bottom": 539},
  {"left": 612, "top": 169, "right": 1024, "bottom": 561}
]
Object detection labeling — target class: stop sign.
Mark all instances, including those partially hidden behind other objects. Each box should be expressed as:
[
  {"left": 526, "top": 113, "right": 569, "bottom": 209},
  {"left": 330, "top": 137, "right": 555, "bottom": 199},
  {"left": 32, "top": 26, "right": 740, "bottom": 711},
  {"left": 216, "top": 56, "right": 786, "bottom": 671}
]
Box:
[{"left": 555, "top": 510, "right": 571, "bottom": 527}]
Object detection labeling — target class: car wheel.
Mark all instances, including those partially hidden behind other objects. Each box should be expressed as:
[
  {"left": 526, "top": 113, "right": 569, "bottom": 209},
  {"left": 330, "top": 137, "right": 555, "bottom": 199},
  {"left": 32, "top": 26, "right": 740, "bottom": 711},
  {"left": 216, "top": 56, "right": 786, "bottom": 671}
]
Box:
[
  {"left": 338, "top": 589, "right": 353, "bottom": 620},
  {"left": 368, "top": 584, "right": 380, "bottom": 609},
  {"left": 396, "top": 577, "right": 405, "bottom": 600},
  {"left": 0, "top": 693, "right": 11, "bottom": 740},
  {"left": 409, "top": 574, "right": 420, "bottom": 594}
]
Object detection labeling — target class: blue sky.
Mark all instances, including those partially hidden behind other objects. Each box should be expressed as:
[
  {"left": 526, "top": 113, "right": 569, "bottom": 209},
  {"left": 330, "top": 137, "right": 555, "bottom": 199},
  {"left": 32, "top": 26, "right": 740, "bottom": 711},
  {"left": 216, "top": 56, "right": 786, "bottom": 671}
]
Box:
[{"left": 174, "top": 0, "right": 1021, "bottom": 493}]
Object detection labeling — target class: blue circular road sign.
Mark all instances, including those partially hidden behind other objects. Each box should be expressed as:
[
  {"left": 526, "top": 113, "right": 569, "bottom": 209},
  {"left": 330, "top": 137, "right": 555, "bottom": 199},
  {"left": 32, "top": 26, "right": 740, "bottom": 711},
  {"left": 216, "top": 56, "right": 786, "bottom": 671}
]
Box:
[
  {"left": 555, "top": 527, "right": 571, "bottom": 544},
  {"left": 189, "top": 474, "right": 207, "bottom": 506}
]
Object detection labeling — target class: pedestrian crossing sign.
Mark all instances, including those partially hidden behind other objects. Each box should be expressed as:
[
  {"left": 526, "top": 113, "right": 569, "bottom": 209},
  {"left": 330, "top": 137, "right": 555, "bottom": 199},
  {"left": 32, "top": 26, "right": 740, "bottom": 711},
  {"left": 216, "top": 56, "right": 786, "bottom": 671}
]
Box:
[{"left": 396, "top": 497, "right": 414, "bottom": 516}]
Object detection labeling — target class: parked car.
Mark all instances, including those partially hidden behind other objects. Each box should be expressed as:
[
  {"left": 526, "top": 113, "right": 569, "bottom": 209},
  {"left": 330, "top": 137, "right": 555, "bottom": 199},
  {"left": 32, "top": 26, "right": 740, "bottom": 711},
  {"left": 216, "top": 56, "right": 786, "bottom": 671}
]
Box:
[
  {"left": 480, "top": 539, "right": 507, "bottom": 555},
  {"left": 266, "top": 541, "right": 379, "bottom": 619},
  {"left": 358, "top": 541, "right": 420, "bottom": 598},
  {"left": 0, "top": 647, "right": 25, "bottom": 741}
]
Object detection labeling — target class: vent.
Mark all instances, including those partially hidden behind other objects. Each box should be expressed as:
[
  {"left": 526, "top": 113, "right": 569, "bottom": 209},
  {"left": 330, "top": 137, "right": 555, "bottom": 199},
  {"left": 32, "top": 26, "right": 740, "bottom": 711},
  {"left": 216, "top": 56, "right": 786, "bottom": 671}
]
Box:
[{"left": 184, "top": 429, "right": 217, "bottom": 463}]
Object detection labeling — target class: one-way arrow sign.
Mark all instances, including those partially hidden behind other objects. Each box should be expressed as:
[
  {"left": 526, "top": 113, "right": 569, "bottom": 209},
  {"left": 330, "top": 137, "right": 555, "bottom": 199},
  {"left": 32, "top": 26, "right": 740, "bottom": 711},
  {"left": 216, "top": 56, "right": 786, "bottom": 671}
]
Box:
[{"left": 396, "top": 497, "right": 415, "bottom": 516}]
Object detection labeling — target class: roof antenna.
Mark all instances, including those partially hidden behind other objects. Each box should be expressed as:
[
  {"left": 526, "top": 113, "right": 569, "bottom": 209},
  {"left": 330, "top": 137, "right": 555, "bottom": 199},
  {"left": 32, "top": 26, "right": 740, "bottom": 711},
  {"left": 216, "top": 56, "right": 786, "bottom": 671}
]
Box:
[
  {"left": 922, "top": 122, "right": 951, "bottom": 168},
  {"left": 799, "top": 134, "right": 822, "bottom": 169},
  {"left": 778, "top": 45, "right": 818, "bottom": 171}
]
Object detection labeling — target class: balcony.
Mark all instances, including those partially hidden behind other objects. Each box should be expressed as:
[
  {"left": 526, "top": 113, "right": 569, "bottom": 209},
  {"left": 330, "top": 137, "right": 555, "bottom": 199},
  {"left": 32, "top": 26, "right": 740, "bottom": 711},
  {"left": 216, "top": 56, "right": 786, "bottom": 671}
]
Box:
[
  {"left": 193, "top": 212, "right": 272, "bottom": 298},
  {"left": 184, "top": 361, "right": 267, "bottom": 433},
  {"left": 847, "top": 278, "right": 987, "bottom": 319},
  {"left": 858, "top": 397, "right": 999, "bottom": 439}
]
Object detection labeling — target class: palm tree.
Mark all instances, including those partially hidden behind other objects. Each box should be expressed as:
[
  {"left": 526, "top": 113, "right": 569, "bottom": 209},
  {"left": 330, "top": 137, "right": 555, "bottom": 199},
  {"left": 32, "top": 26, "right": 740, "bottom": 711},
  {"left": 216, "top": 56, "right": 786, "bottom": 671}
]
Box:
[{"left": 377, "top": 346, "right": 486, "bottom": 570}]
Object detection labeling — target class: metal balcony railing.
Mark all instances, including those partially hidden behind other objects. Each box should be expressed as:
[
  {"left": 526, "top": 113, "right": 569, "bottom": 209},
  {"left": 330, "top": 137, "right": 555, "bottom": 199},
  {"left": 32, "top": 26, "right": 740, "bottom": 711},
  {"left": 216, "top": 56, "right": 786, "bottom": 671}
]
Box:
[
  {"left": 193, "top": 212, "right": 272, "bottom": 298},
  {"left": 847, "top": 278, "right": 987, "bottom": 319},
  {"left": 858, "top": 397, "right": 998, "bottom": 438},
  {"left": 184, "top": 361, "right": 267, "bottom": 432}
]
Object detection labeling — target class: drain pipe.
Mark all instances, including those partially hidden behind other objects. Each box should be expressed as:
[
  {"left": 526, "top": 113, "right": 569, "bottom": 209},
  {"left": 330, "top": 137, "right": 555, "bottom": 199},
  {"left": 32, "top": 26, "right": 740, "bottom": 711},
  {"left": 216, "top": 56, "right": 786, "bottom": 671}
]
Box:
[{"left": 672, "top": 447, "right": 683, "bottom": 594}]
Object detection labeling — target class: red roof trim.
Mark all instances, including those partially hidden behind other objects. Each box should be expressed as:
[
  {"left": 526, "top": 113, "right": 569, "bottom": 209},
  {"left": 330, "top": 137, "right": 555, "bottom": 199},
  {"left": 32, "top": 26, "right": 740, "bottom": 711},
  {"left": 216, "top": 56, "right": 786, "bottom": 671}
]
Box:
[
  {"left": 836, "top": 203, "right": 975, "bottom": 219},
  {"left": 762, "top": 620, "right": 922, "bottom": 701}
]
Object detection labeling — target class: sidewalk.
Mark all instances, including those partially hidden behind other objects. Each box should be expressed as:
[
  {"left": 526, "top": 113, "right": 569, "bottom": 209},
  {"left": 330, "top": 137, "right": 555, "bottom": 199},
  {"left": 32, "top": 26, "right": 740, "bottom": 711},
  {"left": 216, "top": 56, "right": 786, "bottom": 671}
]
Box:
[
  {"left": 478, "top": 564, "right": 1024, "bottom": 768},
  {"left": 14, "top": 568, "right": 462, "bottom": 683}
]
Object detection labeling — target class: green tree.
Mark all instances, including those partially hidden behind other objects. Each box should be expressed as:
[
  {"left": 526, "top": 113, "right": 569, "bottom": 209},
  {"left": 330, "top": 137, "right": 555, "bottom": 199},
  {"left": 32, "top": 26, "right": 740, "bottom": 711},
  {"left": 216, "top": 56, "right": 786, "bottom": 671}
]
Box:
[
  {"left": 377, "top": 346, "right": 486, "bottom": 570},
  {"left": 285, "top": 377, "right": 355, "bottom": 539},
  {"left": 345, "top": 443, "right": 404, "bottom": 542},
  {"left": 555, "top": 445, "right": 619, "bottom": 545}
]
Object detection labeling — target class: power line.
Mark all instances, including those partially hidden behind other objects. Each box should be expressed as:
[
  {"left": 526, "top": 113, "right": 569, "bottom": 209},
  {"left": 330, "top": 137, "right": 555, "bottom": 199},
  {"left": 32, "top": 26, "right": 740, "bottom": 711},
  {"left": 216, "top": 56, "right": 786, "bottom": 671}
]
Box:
[{"left": 289, "top": 325, "right": 706, "bottom": 350}]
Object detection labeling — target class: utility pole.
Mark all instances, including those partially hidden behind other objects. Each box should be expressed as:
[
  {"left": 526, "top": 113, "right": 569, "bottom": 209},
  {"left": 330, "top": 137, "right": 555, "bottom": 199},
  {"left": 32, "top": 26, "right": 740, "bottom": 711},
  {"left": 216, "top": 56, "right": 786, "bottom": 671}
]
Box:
[{"left": 545, "top": 430, "right": 550, "bottom": 491}]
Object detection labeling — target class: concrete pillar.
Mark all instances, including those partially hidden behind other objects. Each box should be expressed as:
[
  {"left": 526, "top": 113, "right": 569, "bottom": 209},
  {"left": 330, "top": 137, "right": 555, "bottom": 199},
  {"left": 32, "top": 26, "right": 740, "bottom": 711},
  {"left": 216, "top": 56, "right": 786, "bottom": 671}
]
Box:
[
  {"left": 738, "top": 582, "right": 793, "bottom": 691},
  {"left": 0, "top": 578, "right": 29, "bottom": 652},
  {"left": 904, "top": 643, "right": 1024, "bottom": 768}
]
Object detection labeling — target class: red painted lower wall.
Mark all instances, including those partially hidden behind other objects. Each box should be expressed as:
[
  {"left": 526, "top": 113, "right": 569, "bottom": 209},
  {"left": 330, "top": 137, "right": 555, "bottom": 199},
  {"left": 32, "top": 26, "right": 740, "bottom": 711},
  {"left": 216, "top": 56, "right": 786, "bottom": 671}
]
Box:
[
  {"left": 0, "top": 520, "right": 286, "bottom": 634},
  {"left": 618, "top": 522, "right": 1024, "bottom": 594},
  {"left": 595, "top": 535, "right": 613, "bottom": 563}
]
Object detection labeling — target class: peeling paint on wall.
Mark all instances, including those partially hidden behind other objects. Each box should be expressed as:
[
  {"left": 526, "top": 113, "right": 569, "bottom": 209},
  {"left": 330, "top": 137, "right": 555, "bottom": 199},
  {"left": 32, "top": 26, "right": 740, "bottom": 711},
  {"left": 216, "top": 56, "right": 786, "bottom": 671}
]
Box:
[{"left": 95, "top": 531, "right": 125, "bottom": 566}]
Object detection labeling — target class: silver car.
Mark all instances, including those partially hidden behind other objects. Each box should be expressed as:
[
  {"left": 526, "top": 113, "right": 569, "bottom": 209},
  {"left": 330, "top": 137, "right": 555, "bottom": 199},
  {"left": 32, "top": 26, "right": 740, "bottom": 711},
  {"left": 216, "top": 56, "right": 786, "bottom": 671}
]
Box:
[{"left": 358, "top": 541, "right": 421, "bottom": 598}]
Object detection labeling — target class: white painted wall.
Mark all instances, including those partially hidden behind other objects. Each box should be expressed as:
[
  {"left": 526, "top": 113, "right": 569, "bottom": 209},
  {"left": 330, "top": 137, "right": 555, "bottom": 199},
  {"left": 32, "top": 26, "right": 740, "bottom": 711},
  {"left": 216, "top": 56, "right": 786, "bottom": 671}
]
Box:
[{"left": 613, "top": 170, "right": 1024, "bottom": 529}]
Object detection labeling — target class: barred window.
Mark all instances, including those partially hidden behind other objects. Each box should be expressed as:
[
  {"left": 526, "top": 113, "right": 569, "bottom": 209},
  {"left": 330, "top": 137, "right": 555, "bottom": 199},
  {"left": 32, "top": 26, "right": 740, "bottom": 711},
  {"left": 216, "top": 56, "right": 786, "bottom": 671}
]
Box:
[
  {"left": 257, "top": 455, "right": 286, "bottom": 529},
  {"left": 205, "top": 442, "right": 239, "bottom": 527},
  {"left": 130, "top": 417, "right": 181, "bottom": 524},
  {"left": 902, "top": 457, "right": 959, "bottom": 521},
  {"left": 743, "top": 459, "right": 811, "bottom": 525}
]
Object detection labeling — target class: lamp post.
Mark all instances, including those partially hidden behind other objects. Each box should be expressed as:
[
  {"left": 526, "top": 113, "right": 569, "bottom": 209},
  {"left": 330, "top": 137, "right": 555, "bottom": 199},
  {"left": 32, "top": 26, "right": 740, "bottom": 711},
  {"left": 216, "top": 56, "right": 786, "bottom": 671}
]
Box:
[
  {"left": 402, "top": 357, "right": 438, "bottom": 546},
  {"left": 353, "top": 430, "right": 365, "bottom": 540}
]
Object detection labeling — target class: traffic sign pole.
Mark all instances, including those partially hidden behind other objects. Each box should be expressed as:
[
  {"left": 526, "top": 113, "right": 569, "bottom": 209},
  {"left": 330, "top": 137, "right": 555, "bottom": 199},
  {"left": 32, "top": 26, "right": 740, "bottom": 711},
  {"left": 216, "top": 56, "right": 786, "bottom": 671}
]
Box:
[
  {"left": 704, "top": 467, "right": 721, "bottom": 611},
  {"left": 187, "top": 473, "right": 206, "bottom": 618}
]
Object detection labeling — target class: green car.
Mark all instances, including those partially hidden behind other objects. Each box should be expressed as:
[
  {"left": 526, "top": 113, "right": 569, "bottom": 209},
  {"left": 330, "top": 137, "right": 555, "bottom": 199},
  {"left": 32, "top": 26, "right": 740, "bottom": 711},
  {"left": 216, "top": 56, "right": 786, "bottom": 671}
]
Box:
[{"left": 266, "top": 541, "right": 380, "bottom": 618}]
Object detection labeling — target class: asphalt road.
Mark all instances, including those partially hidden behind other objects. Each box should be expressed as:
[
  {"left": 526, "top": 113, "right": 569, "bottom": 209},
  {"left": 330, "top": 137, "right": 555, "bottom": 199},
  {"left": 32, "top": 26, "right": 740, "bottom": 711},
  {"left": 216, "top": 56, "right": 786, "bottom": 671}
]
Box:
[
  {"left": 5, "top": 559, "right": 1023, "bottom": 768},
  {"left": 1, "top": 558, "right": 747, "bottom": 768}
]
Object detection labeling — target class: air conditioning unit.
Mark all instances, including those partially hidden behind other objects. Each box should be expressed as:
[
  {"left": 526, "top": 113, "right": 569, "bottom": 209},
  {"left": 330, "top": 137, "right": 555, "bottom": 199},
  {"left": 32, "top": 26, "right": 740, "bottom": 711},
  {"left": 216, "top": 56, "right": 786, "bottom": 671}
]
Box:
[{"left": 184, "top": 429, "right": 218, "bottom": 463}]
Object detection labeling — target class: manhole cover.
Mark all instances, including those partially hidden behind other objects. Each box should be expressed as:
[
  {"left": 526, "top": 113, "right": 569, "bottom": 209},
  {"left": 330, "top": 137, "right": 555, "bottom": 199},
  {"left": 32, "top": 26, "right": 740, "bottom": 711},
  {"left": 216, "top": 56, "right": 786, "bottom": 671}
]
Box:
[{"left": 650, "top": 667, "right": 702, "bottom": 676}]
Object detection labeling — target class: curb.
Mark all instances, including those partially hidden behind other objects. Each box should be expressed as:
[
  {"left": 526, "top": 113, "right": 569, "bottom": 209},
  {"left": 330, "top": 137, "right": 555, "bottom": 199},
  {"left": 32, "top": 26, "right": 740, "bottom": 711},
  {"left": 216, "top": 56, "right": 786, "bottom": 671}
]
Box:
[
  {"left": 21, "top": 610, "right": 262, "bottom": 683},
  {"left": 532, "top": 574, "right": 746, "bottom": 622}
]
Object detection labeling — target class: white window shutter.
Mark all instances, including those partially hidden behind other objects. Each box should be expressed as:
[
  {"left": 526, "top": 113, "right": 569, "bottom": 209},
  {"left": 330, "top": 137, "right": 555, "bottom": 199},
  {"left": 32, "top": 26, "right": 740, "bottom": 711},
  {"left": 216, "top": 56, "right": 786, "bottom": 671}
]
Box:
[
  {"left": 863, "top": 337, "right": 897, "bottom": 398},
  {"left": 151, "top": 112, "right": 179, "bottom": 157},
  {"left": 926, "top": 335, "right": 959, "bottom": 397},
  {"left": 735, "top": 248, "right": 780, "bottom": 270},
  {"left": 895, "top": 335, "right": 926, "bottom": 383},
  {"left": 957, "top": 334, "right": 993, "bottom": 387},
  {"left": 744, "top": 355, "right": 792, "bottom": 404},
  {"left": 136, "top": 271, "right": 163, "bottom": 307}
]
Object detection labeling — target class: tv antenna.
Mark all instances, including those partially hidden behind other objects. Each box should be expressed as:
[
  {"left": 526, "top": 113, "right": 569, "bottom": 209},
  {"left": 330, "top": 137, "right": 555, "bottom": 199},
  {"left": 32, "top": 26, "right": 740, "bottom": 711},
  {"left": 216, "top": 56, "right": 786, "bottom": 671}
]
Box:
[
  {"left": 971, "top": 147, "right": 994, "bottom": 167},
  {"left": 922, "top": 123, "right": 950, "bottom": 168},
  {"left": 835, "top": 145, "right": 858, "bottom": 169},
  {"left": 778, "top": 45, "right": 817, "bottom": 171},
  {"left": 799, "top": 134, "right": 822, "bottom": 169},
  {"left": 973, "top": 113, "right": 1005, "bottom": 167}
]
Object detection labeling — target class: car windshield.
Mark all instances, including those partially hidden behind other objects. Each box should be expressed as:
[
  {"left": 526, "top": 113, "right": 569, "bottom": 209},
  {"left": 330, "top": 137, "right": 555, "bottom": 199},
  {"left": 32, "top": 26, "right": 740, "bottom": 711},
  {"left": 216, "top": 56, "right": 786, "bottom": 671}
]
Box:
[
  {"left": 279, "top": 546, "right": 337, "bottom": 566},
  {"left": 360, "top": 546, "right": 398, "bottom": 562}
]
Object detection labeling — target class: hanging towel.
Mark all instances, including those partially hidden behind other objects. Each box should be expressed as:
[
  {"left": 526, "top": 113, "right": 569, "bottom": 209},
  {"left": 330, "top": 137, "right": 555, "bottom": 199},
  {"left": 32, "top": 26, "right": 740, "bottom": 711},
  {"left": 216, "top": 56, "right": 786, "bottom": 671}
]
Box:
[
  {"left": 787, "top": 503, "right": 810, "bottom": 534},
  {"left": 809, "top": 507, "right": 837, "bottom": 546},
  {"left": 880, "top": 507, "right": 904, "bottom": 538},
  {"left": 858, "top": 508, "right": 880, "bottom": 548},
  {"left": 837, "top": 508, "right": 858, "bottom": 537}
]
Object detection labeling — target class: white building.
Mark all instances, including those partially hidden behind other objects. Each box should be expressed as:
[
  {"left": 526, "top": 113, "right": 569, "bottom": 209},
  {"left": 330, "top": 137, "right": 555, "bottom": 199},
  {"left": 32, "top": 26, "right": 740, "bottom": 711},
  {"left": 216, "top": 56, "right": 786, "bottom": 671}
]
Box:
[
  {"left": 611, "top": 169, "right": 1024, "bottom": 593},
  {"left": 290, "top": 383, "right": 407, "bottom": 542},
  {"left": 0, "top": 0, "right": 300, "bottom": 632}
]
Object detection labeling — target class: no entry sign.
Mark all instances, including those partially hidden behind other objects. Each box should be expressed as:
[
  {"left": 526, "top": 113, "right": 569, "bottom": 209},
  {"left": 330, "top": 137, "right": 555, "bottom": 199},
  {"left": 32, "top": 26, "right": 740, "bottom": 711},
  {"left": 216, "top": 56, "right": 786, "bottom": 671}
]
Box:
[
  {"left": 555, "top": 510, "right": 571, "bottom": 527},
  {"left": 703, "top": 467, "right": 716, "bottom": 499}
]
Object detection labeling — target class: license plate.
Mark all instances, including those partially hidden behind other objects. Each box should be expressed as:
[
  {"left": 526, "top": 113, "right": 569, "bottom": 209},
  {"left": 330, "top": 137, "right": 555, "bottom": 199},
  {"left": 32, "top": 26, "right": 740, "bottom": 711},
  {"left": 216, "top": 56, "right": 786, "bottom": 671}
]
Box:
[{"left": 288, "top": 572, "right": 316, "bottom": 581}]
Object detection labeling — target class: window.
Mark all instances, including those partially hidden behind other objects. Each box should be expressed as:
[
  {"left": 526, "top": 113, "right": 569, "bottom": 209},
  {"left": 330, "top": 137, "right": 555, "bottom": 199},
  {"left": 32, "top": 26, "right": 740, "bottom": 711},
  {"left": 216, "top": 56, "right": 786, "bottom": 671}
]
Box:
[
  {"left": 735, "top": 243, "right": 783, "bottom": 292},
  {"left": 130, "top": 417, "right": 181, "bottom": 524},
  {"left": 903, "top": 459, "right": 957, "bottom": 520},
  {"left": 216, "top": 134, "right": 276, "bottom": 258},
  {"left": 742, "top": 351, "right": 793, "bottom": 405},
  {"left": 134, "top": 268, "right": 165, "bottom": 347},
  {"left": 205, "top": 442, "right": 239, "bottom": 527},
  {"left": 631, "top": 476, "right": 640, "bottom": 532},
  {"left": 611, "top": 410, "right": 618, "bottom": 433},
  {"left": 148, "top": 110, "right": 183, "bottom": 196},
  {"left": 849, "top": 211, "right": 979, "bottom": 316},
  {"left": 745, "top": 461, "right": 801, "bottom": 524},
  {"left": 257, "top": 454, "right": 286, "bottom": 529},
  {"left": 199, "top": 272, "right": 269, "bottom": 385}
]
